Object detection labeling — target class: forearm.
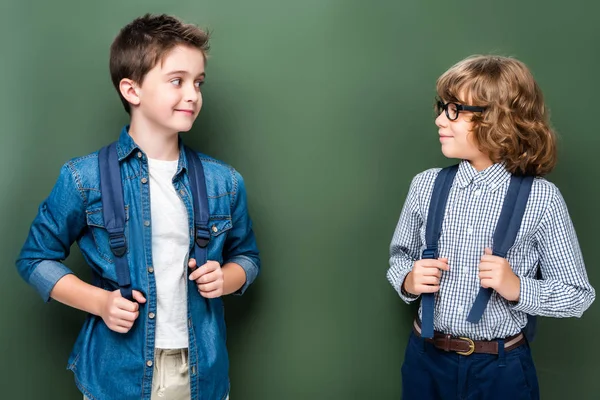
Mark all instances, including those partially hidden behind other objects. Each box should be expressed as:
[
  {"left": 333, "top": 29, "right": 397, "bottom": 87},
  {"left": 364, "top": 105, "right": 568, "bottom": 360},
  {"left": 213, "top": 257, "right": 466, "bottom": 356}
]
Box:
[
  {"left": 222, "top": 262, "right": 247, "bottom": 295},
  {"left": 50, "top": 274, "right": 108, "bottom": 317},
  {"left": 513, "top": 276, "right": 595, "bottom": 318}
]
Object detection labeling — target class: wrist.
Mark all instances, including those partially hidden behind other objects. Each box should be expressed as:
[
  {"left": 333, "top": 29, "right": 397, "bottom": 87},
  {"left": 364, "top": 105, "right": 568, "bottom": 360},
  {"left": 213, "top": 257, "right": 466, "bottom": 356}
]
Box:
[
  {"left": 402, "top": 272, "right": 415, "bottom": 295},
  {"left": 503, "top": 274, "right": 521, "bottom": 302},
  {"left": 92, "top": 288, "right": 109, "bottom": 317}
]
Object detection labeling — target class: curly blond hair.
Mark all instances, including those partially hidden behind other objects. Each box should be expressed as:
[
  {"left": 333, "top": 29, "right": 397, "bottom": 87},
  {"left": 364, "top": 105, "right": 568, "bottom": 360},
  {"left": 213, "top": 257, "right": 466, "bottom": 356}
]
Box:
[{"left": 437, "top": 55, "right": 557, "bottom": 176}]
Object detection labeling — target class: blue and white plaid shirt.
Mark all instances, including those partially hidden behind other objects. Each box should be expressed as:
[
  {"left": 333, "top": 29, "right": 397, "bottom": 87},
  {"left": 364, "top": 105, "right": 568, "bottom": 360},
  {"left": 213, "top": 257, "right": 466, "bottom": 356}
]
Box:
[{"left": 387, "top": 161, "right": 595, "bottom": 340}]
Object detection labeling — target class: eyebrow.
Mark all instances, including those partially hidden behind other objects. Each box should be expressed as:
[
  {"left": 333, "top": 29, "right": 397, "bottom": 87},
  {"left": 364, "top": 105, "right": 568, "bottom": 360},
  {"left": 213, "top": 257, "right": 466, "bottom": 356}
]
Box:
[{"left": 165, "top": 70, "right": 206, "bottom": 78}]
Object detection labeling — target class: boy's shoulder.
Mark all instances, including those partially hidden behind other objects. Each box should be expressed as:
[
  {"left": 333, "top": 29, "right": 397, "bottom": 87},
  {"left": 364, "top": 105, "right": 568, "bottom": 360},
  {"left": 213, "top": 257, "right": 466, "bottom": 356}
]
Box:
[
  {"left": 190, "top": 150, "right": 245, "bottom": 193},
  {"left": 409, "top": 167, "right": 444, "bottom": 191}
]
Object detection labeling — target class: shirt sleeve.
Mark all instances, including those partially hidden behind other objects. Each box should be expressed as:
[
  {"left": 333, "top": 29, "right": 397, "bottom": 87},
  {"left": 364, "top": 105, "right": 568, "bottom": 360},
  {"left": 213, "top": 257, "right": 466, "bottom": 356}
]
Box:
[
  {"left": 223, "top": 169, "right": 260, "bottom": 295},
  {"left": 387, "top": 172, "right": 428, "bottom": 304},
  {"left": 513, "top": 187, "right": 595, "bottom": 317},
  {"left": 15, "top": 163, "right": 87, "bottom": 302}
]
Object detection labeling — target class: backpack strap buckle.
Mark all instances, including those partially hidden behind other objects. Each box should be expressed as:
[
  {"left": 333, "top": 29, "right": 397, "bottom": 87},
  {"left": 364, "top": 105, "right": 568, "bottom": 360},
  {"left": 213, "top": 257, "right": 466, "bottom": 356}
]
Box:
[
  {"left": 195, "top": 226, "right": 210, "bottom": 248},
  {"left": 108, "top": 231, "right": 127, "bottom": 257}
]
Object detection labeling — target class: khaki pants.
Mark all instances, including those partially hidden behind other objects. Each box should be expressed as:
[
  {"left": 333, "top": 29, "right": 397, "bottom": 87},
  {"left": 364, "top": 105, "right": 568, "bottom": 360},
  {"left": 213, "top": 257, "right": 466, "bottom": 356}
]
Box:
[{"left": 84, "top": 348, "right": 229, "bottom": 400}]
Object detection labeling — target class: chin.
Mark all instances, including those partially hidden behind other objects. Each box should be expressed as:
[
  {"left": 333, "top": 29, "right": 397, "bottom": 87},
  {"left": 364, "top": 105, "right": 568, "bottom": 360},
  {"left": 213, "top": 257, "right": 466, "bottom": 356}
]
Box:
[
  {"left": 440, "top": 147, "right": 457, "bottom": 159},
  {"left": 170, "top": 122, "right": 195, "bottom": 133}
]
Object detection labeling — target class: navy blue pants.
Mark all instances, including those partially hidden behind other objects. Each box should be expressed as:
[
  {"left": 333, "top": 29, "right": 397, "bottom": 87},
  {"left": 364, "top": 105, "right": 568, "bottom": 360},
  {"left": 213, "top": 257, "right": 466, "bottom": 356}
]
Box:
[{"left": 401, "top": 332, "right": 540, "bottom": 400}]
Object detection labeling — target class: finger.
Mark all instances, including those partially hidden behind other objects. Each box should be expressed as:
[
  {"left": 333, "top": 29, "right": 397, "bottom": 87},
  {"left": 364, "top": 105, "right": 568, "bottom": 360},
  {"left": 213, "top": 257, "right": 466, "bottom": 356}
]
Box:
[
  {"left": 199, "top": 261, "right": 219, "bottom": 272},
  {"left": 112, "top": 308, "right": 139, "bottom": 322},
  {"left": 190, "top": 261, "right": 220, "bottom": 281},
  {"left": 199, "top": 289, "right": 223, "bottom": 299},
  {"left": 484, "top": 247, "right": 493, "bottom": 256},
  {"left": 116, "top": 297, "right": 139, "bottom": 312},
  {"left": 478, "top": 262, "right": 495, "bottom": 272},
  {"left": 420, "top": 260, "right": 449, "bottom": 271},
  {"left": 198, "top": 270, "right": 223, "bottom": 284},
  {"left": 438, "top": 257, "right": 449, "bottom": 263},
  {"left": 198, "top": 281, "right": 221, "bottom": 292},
  {"left": 417, "top": 285, "right": 440, "bottom": 293},
  {"left": 480, "top": 254, "right": 503, "bottom": 262},
  {"left": 188, "top": 258, "right": 197, "bottom": 270},
  {"left": 420, "top": 276, "right": 440, "bottom": 285},
  {"left": 132, "top": 290, "right": 146, "bottom": 304},
  {"left": 110, "top": 325, "right": 130, "bottom": 334},
  {"left": 480, "top": 278, "right": 493, "bottom": 289},
  {"left": 116, "top": 320, "right": 134, "bottom": 330},
  {"left": 478, "top": 271, "right": 493, "bottom": 280},
  {"left": 189, "top": 267, "right": 204, "bottom": 281}
]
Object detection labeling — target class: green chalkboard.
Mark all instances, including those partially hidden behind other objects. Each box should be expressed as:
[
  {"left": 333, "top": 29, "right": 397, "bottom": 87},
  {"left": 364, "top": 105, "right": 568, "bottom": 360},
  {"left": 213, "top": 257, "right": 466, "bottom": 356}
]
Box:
[{"left": 1, "top": 0, "right": 598, "bottom": 398}]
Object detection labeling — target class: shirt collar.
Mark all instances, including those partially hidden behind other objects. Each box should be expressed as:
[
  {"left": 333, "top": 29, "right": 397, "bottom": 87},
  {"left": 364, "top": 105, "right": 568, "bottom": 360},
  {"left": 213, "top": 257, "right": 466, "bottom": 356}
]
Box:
[
  {"left": 454, "top": 160, "right": 511, "bottom": 192},
  {"left": 115, "top": 125, "right": 189, "bottom": 175}
]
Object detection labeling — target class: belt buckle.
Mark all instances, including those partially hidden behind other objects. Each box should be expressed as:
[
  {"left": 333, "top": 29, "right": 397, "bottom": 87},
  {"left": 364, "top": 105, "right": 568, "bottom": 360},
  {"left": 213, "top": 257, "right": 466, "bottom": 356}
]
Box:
[{"left": 456, "top": 337, "right": 475, "bottom": 356}]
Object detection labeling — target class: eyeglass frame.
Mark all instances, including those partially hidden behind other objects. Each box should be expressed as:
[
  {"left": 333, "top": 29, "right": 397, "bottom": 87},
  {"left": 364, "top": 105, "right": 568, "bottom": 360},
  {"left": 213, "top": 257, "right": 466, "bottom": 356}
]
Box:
[{"left": 436, "top": 99, "right": 486, "bottom": 121}]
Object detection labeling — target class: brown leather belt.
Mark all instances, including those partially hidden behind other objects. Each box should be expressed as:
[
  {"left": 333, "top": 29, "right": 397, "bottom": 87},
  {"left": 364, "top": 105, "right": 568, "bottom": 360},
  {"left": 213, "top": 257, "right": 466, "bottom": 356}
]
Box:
[{"left": 412, "top": 319, "right": 525, "bottom": 356}]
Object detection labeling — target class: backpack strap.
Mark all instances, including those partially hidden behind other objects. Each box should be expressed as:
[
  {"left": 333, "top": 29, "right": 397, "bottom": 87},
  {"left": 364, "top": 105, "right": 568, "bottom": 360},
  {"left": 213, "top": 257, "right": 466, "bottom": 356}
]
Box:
[
  {"left": 184, "top": 146, "right": 211, "bottom": 265},
  {"left": 420, "top": 164, "right": 459, "bottom": 339},
  {"left": 466, "top": 175, "right": 534, "bottom": 326},
  {"left": 98, "top": 142, "right": 133, "bottom": 300}
]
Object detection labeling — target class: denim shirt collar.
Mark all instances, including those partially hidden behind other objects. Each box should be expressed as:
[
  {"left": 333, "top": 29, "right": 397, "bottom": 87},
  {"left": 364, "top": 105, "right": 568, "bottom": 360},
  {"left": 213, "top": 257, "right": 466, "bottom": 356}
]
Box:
[{"left": 116, "top": 125, "right": 190, "bottom": 176}]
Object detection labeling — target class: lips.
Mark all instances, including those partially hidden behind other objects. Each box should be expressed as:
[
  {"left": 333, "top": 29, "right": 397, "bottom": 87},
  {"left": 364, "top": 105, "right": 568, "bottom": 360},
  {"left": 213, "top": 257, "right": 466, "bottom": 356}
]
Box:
[{"left": 175, "top": 109, "right": 194, "bottom": 115}]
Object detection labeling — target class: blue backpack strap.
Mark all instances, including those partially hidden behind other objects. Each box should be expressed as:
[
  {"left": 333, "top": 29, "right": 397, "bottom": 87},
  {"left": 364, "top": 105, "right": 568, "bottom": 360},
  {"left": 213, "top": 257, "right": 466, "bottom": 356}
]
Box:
[
  {"left": 466, "top": 175, "right": 534, "bottom": 327},
  {"left": 98, "top": 142, "right": 133, "bottom": 300},
  {"left": 420, "top": 164, "right": 459, "bottom": 339},
  {"left": 184, "top": 146, "right": 211, "bottom": 264}
]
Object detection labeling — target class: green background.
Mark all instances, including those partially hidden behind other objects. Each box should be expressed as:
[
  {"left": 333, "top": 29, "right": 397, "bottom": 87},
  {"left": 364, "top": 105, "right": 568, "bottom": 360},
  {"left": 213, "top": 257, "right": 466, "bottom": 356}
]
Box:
[{"left": 1, "top": 0, "right": 598, "bottom": 398}]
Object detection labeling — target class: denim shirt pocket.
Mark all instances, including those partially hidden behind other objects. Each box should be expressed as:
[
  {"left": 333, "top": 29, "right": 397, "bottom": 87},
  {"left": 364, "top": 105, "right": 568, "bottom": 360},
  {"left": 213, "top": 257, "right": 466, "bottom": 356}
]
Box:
[
  {"left": 207, "top": 217, "right": 232, "bottom": 263},
  {"left": 85, "top": 205, "right": 130, "bottom": 264}
]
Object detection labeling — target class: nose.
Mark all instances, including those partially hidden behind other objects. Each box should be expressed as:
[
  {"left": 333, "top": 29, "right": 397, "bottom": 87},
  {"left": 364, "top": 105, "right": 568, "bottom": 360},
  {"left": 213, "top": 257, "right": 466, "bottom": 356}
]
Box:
[
  {"left": 435, "top": 111, "right": 448, "bottom": 128},
  {"left": 184, "top": 83, "right": 199, "bottom": 103}
]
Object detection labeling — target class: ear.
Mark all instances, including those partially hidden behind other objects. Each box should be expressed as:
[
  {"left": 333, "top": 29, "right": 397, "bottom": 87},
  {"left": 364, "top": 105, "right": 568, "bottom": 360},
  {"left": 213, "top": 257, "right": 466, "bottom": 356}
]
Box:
[{"left": 119, "top": 78, "right": 141, "bottom": 108}]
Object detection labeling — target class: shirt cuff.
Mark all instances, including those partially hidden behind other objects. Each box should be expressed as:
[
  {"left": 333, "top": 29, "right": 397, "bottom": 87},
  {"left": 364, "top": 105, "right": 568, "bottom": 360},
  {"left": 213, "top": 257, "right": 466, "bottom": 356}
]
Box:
[
  {"left": 225, "top": 255, "right": 259, "bottom": 295},
  {"left": 387, "top": 266, "right": 419, "bottom": 304},
  {"left": 512, "top": 276, "right": 542, "bottom": 315},
  {"left": 28, "top": 260, "right": 73, "bottom": 302}
]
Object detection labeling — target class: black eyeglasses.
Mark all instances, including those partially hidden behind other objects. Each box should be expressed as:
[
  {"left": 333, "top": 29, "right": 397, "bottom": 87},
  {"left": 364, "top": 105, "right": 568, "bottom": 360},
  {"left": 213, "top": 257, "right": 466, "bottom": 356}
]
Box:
[{"left": 435, "top": 99, "right": 486, "bottom": 121}]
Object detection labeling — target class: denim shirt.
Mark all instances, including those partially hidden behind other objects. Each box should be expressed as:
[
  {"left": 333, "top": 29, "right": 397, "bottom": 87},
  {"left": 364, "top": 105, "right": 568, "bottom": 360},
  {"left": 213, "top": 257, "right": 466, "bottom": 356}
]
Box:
[{"left": 16, "top": 126, "right": 260, "bottom": 400}]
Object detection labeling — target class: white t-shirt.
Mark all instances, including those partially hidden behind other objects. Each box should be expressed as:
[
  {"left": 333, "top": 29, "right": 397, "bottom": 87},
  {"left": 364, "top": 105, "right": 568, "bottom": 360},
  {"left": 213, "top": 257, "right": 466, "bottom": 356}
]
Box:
[{"left": 148, "top": 157, "right": 190, "bottom": 349}]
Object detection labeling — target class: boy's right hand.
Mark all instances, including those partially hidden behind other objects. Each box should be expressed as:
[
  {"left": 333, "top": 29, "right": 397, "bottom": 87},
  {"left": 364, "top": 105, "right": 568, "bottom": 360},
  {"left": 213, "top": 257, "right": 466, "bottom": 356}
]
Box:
[
  {"left": 100, "top": 290, "right": 146, "bottom": 333},
  {"left": 403, "top": 258, "right": 449, "bottom": 296}
]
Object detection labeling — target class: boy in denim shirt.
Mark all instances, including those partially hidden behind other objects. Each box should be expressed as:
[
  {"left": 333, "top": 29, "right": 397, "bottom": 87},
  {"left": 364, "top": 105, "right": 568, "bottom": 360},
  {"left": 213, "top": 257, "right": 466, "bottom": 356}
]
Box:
[{"left": 16, "top": 14, "right": 260, "bottom": 400}]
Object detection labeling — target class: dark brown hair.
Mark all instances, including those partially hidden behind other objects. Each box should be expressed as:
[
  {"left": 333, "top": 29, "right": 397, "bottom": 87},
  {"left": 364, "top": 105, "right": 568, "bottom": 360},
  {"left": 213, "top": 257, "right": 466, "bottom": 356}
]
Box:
[
  {"left": 109, "top": 14, "right": 210, "bottom": 113},
  {"left": 437, "top": 55, "right": 557, "bottom": 176}
]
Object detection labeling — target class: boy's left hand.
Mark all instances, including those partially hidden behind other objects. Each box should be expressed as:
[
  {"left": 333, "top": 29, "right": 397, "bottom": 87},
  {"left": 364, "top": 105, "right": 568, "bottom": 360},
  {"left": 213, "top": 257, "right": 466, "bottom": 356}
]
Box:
[
  {"left": 188, "top": 259, "right": 224, "bottom": 298},
  {"left": 478, "top": 248, "right": 521, "bottom": 302}
]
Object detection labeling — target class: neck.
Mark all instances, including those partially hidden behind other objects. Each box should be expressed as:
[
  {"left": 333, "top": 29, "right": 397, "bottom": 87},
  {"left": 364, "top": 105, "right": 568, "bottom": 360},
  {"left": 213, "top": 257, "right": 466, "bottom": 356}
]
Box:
[
  {"left": 468, "top": 156, "right": 493, "bottom": 172},
  {"left": 128, "top": 116, "right": 179, "bottom": 161}
]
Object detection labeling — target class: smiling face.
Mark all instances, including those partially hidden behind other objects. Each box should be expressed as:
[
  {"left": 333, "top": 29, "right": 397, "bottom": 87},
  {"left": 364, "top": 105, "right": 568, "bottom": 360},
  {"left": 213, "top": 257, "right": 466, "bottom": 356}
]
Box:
[
  {"left": 435, "top": 94, "right": 492, "bottom": 171},
  {"left": 127, "top": 45, "right": 206, "bottom": 136}
]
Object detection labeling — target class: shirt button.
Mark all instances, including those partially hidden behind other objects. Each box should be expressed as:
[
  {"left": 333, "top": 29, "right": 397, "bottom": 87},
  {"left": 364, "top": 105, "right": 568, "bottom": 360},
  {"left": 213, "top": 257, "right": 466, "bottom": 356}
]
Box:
[
  {"left": 457, "top": 306, "right": 464, "bottom": 313},
  {"left": 148, "top": 267, "right": 154, "bottom": 273},
  {"left": 149, "top": 312, "right": 155, "bottom": 319},
  {"left": 180, "top": 189, "right": 186, "bottom": 196},
  {"left": 188, "top": 318, "right": 192, "bottom": 327},
  {"left": 146, "top": 360, "right": 153, "bottom": 367},
  {"left": 474, "top": 189, "right": 482, "bottom": 196},
  {"left": 192, "top": 366, "right": 196, "bottom": 375},
  {"left": 467, "top": 226, "right": 474, "bottom": 235},
  {"left": 212, "top": 225, "right": 218, "bottom": 233},
  {"left": 141, "top": 177, "right": 148, "bottom": 184},
  {"left": 144, "top": 221, "right": 150, "bottom": 227},
  {"left": 137, "top": 152, "right": 142, "bottom": 158}
]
